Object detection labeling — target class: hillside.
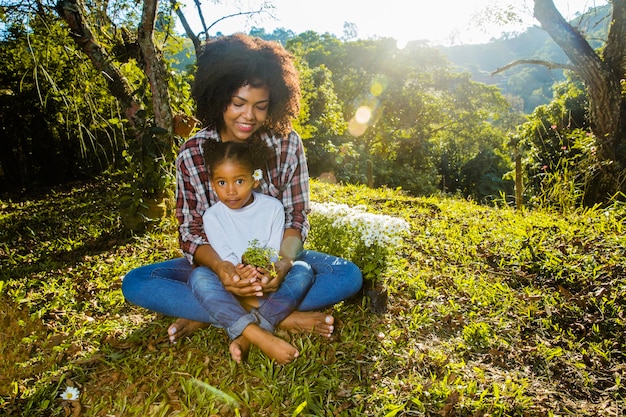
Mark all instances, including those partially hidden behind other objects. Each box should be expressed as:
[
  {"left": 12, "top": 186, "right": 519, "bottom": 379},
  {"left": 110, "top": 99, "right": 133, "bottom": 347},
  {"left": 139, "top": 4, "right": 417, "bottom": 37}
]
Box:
[
  {"left": 1, "top": 176, "right": 625, "bottom": 416},
  {"left": 438, "top": 4, "right": 611, "bottom": 113}
]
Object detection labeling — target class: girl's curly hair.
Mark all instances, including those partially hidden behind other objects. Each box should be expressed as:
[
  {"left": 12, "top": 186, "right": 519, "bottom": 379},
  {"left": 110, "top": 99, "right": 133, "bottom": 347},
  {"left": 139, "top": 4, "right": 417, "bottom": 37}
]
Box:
[
  {"left": 192, "top": 33, "right": 301, "bottom": 137},
  {"left": 203, "top": 137, "right": 271, "bottom": 178}
]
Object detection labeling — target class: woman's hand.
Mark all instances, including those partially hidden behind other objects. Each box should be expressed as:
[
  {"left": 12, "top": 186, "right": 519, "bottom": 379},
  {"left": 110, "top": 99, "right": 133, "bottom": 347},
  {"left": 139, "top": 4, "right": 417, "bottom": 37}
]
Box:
[{"left": 258, "top": 257, "right": 291, "bottom": 293}]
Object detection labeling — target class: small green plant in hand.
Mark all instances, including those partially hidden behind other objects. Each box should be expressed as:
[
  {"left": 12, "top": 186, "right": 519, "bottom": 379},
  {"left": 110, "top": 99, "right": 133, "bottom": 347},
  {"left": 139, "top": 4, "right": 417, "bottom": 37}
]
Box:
[{"left": 241, "top": 239, "right": 279, "bottom": 278}]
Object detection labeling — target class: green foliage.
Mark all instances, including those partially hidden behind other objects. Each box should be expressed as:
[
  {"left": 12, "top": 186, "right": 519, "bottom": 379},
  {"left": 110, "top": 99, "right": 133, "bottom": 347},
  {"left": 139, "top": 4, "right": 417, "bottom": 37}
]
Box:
[
  {"left": 287, "top": 33, "right": 513, "bottom": 198},
  {"left": 0, "top": 12, "right": 125, "bottom": 191},
  {"left": 2, "top": 178, "right": 626, "bottom": 416},
  {"left": 460, "top": 149, "right": 514, "bottom": 203},
  {"left": 518, "top": 77, "right": 597, "bottom": 210}
]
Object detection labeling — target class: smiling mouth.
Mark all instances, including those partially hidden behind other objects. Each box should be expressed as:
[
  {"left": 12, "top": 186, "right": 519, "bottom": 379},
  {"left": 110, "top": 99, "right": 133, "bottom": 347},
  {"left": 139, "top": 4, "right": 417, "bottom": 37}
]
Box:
[{"left": 237, "top": 122, "right": 254, "bottom": 131}]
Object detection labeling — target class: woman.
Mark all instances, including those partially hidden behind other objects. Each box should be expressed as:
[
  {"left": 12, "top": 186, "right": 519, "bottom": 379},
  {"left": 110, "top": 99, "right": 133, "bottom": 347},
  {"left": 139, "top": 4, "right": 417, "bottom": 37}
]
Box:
[{"left": 121, "top": 34, "right": 363, "bottom": 358}]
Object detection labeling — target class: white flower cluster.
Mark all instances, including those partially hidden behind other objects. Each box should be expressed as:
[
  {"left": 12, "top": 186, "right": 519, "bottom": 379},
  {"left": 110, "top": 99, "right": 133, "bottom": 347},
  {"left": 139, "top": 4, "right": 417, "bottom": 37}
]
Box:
[{"left": 310, "top": 202, "right": 410, "bottom": 248}]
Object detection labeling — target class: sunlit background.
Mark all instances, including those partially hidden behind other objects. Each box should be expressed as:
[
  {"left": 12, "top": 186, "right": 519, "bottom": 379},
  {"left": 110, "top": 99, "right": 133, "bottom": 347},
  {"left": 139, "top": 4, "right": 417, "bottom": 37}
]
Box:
[{"left": 179, "top": 0, "right": 607, "bottom": 46}]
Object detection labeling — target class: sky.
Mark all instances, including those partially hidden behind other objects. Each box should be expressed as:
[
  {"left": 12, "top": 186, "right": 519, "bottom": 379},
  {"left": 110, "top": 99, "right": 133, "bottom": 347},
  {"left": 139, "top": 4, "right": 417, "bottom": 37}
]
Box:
[{"left": 179, "top": 0, "right": 607, "bottom": 46}]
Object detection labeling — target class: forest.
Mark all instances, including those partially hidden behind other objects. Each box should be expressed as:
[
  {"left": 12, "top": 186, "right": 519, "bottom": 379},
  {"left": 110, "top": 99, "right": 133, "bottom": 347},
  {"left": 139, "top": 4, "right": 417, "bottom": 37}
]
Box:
[{"left": 1, "top": 1, "right": 623, "bottom": 214}]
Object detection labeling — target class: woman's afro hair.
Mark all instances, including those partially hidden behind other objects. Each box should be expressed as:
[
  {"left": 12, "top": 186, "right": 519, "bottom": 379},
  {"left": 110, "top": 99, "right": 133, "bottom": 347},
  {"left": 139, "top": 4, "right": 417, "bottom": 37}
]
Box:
[{"left": 192, "top": 33, "right": 301, "bottom": 137}]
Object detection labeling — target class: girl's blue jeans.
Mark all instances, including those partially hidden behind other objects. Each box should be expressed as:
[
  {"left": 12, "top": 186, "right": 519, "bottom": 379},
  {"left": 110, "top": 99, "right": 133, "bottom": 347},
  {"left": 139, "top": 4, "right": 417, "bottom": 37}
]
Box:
[{"left": 121, "top": 250, "right": 363, "bottom": 340}]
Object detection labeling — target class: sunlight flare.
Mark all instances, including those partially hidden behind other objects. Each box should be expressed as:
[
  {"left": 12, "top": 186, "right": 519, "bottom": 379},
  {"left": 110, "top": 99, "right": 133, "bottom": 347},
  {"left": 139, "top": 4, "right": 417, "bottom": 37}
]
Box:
[{"left": 355, "top": 106, "right": 372, "bottom": 124}]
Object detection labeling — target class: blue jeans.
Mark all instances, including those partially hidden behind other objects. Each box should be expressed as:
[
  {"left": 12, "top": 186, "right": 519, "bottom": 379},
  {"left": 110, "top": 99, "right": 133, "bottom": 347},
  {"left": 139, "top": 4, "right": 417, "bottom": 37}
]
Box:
[
  {"left": 188, "top": 260, "right": 314, "bottom": 339},
  {"left": 121, "top": 250, "right": 363, "bottom": 336}
]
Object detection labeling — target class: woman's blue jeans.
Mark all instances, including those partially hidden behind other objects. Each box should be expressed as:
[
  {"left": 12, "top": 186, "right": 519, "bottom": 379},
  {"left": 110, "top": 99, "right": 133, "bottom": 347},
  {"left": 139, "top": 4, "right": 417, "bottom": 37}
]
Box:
[{"left": 121, "top": 250, "right": 363, "bottom": 339}]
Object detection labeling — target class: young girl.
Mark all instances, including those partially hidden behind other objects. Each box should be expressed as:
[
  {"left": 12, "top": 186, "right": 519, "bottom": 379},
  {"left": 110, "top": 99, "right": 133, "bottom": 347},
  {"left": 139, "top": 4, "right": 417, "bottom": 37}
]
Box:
[{"left": 190, "top": 139, "right": 313, "bottom": 364}]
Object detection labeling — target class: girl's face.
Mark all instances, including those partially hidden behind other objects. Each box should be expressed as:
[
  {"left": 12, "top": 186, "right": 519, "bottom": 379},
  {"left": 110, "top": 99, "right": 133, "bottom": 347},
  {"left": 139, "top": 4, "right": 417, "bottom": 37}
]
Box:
[
  {"left": 210, "top": 160, "right": 259, "bottom": 210},
  {"left": 220, "top": 84, "right": 270, "bottom": 143}
]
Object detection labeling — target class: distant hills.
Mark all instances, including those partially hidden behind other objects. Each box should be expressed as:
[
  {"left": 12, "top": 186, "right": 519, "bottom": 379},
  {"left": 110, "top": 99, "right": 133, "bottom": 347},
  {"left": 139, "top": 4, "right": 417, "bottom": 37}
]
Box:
[{"left": 437, "top": 4, "right": 610, "bottom": 113}]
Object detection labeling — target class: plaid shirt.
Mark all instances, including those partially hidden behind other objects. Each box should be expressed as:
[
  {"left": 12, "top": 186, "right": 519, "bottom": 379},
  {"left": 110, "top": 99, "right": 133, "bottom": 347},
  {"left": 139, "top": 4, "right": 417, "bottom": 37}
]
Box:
[{"left": 175, "top": 127, "right": 311, "bottom": 264}]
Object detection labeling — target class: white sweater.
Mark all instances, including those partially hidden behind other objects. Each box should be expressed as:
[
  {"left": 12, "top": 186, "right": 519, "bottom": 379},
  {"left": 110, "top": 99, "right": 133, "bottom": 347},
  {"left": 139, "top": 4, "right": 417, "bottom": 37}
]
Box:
[{"left": 202, "top": 192, "right": 285, "bottom": 265}]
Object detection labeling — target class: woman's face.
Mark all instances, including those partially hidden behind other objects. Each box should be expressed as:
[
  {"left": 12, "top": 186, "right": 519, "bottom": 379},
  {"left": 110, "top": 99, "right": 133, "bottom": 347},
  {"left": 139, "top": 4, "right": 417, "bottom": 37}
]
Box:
[{"left": 220, "top": 84, "right": 270, "bottom": 143}]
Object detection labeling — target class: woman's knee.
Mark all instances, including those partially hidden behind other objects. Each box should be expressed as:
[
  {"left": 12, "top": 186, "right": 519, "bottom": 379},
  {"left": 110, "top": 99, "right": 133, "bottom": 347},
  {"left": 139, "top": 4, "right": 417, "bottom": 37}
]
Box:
[
  {"left": 121, "top": 266, "right": 144, "bottom": 300},
  {"left": 348, "top": 262, "right": 364, "bottom": 293}
]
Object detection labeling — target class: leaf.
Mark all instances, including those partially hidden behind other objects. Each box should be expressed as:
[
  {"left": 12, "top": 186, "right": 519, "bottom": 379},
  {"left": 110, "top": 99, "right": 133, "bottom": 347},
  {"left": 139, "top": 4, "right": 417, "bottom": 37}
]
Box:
[
  {"left": 291, "top": 401, "right": 307, "bottom": 417},
  {"left": 190, "top": 378, "right": 239, "bottom": 408}
]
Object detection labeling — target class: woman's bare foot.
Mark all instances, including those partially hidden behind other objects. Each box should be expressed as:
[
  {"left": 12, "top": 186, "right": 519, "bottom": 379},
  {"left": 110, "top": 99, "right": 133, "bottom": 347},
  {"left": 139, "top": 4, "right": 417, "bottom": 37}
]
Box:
[
  {"left": 279, "top": 311, "right": 334, "bottom": 338},
  {"left": 242, "top": 325, "right": 299, "bottom": 365},
  {"left": 168, "top": 318, "right": 209, "bottom": 343},
  {"left": 229, "top": 336, "right": 251, "bottom": 364}
]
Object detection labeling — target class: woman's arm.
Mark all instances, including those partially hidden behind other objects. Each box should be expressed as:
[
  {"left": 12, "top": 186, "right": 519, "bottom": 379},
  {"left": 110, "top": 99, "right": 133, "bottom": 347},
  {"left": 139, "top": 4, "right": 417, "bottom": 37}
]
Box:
[
  {"left": 175, "top": 139, "right": 211, "bottom": 263},
  {"left": 280, "top": 132, "right": 311, "bottom": 240}
]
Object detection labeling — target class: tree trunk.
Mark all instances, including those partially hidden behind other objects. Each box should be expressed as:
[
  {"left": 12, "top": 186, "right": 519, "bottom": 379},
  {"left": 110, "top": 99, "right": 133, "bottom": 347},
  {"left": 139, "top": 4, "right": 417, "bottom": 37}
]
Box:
[
  {"left": 56, "top": 0, "right": 142, "bottom": 126},
  {"left": 515, "top": 149, "right": 523, "bottom": 210},
  {"left": 533, "top": 0, "right": 626, "bottom": 201},
  {"left": 138, "top": 0, "right": 173, "bottom": 134}
]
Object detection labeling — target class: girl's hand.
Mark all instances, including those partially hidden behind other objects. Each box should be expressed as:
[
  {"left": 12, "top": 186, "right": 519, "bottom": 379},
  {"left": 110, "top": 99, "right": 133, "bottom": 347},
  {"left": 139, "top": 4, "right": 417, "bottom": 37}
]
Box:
[
  {"left": 217, "top": 261, "right": 263, "bottom": 297},
  {"left": 236, "top": 263, "right": 260, "bottom": 281}
]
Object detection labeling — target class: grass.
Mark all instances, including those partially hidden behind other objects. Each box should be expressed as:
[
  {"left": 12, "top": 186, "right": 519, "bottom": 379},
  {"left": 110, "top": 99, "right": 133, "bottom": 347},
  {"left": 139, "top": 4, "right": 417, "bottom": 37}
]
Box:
[{"left": 1, "top": 174, "right": 625, "bottom": 416}]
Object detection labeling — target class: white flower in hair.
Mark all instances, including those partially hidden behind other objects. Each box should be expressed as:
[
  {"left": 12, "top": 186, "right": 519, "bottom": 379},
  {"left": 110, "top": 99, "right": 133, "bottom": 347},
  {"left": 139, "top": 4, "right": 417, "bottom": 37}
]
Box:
[{"left": 253, "top": 169, "right": 263, "bottom": 181}]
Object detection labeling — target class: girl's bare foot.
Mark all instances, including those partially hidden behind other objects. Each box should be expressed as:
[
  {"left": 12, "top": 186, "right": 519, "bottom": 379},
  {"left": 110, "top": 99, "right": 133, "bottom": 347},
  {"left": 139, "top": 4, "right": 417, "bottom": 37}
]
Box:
[
  {"left": 229, "top": 336, "right": 251, "bottom": 364},
  {"left": 168, "top": 318, "right": 209, "bottom": 343},
  {"left": 279, "top": 311, "right": 334, "bottom": 338},
  {"left": 242, "top": 325, "right": 299, "bottom": 365}
]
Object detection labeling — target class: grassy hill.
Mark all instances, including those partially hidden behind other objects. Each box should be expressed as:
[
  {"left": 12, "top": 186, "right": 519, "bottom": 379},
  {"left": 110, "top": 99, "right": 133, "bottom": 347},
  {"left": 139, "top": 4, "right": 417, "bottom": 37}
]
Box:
[{"left": 1, "top": 175, "right": 625, "bottom": 416}]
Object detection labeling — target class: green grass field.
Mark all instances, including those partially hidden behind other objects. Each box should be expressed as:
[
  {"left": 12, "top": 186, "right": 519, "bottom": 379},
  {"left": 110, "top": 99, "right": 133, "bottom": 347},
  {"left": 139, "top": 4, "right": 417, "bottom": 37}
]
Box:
[{"left": 1, "top": 175, "right": 625, "bottom": 416}]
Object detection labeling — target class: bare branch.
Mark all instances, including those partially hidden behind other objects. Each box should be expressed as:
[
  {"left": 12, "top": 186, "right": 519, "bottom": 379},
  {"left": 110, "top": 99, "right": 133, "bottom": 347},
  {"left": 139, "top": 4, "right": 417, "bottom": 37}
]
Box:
[
  {"left": 170, "top": 0, "right": 200, "bottom": 52},
  {"left": 206, "top": 8, "right": 265, "bottom": 35},
  {"left": 193, "top": 0, "right": 208, "bottom": 40},
  {"left": 491, "top": 59, "right": 576, "bottom": 76}
]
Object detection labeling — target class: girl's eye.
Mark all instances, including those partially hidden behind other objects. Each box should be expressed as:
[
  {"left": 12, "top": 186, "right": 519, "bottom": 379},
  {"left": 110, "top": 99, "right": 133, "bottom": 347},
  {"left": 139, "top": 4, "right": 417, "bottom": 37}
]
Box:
[
  {"left": 236, "top": 179, "right": 245, "bottom": 185},
  {"left": 217, "top": 180, "right": 226, "bottom": 186}
]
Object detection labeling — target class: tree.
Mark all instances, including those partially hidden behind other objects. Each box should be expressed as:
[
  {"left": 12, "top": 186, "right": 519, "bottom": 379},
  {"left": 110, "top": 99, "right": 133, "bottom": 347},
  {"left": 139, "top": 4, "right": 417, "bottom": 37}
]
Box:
[
  {"left": 0, "top": 15, "right": 123, "bottom": 190},
  {"left": 494, "top": 0, "right": 626, "bottom": 204},
  {"left": 288, "top": 33, "right": 512, "bottom": 196},
  {"left": 55, "top": 0, "right": 174, "bottom": 141}
]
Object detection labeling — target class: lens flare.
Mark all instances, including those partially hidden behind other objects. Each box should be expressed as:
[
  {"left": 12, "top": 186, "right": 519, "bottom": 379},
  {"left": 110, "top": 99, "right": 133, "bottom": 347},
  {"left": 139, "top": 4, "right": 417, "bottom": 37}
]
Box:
[
  {"left": 348, "top": 117, "right": 368, "bottom": 137},
  {"left": 370, "top": 81, "right": 384, "bottom": 97},
  {"left": 355, "top": 106, "right": 372, "bottom": 124},
  {"left": 396, "top": 38, "right": 408, "bottom": 49}
]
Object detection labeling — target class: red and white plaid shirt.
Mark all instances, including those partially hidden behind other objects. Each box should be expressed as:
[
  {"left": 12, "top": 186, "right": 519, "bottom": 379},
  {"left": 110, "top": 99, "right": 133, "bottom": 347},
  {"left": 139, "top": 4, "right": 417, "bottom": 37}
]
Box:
[{"left": 175, "top": 127, "right": 311, "bottom": 264}]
